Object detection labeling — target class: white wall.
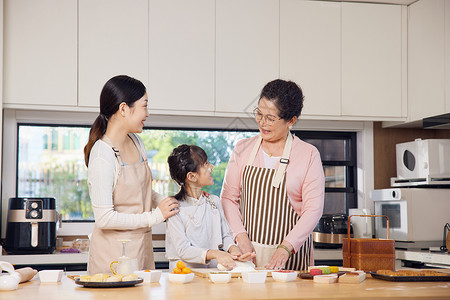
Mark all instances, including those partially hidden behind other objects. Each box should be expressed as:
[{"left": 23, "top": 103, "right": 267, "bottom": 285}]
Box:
[{"left": 0, "top": 108, "right": 374, "bottom": 238}]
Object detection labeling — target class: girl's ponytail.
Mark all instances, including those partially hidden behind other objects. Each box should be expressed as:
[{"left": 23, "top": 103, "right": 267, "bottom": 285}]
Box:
[{"left": 84, "top": 114, "right": 108, "bottom": 167}]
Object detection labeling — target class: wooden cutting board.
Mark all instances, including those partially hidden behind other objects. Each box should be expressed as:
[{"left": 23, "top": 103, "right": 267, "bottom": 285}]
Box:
[{"left": 192, "top": 268, "right": 276, "bottom": 278}]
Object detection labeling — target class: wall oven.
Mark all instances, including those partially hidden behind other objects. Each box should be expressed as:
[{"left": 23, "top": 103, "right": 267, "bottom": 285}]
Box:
[{"left": 371, "top": 188, "right": 450, "bottom": 249}]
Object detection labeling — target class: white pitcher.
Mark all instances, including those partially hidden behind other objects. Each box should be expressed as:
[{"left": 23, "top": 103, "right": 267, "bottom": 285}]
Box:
[
  {"left": 110, "top": 256, "right": 137, "bottom": 275},
  {"left": 0, "top": 261, "right": 20, "bottom": 291}
]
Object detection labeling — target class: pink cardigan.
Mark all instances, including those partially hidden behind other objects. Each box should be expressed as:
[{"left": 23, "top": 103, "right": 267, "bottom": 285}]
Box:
[{"left": 220, "top": 134, "right": 325, "bottom": 253}]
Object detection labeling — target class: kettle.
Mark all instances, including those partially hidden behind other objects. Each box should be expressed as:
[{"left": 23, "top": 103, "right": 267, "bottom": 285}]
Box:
[
  {"left": 0, "top": 261, "right": 20, "bottom": 291},
  {"left": 5, "top": 198, "right": 57, "bottom": 254}
]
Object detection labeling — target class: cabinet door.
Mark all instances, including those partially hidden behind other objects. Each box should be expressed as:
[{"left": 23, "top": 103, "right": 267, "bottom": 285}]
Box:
[
  {"left": 148, "top": 0, "right": 214, "bottom": 113},
  {"left": 408, "top": 0, "right": 445, "bottom": 121},
  {"left": 280, "top": 0, "right": 341, "bottom": 117},
  {"left": 216, "top": 0, "right": 279, "bottom": 115},
  {"left": 3, "top": 0, "right": 77, "bottom": 106},
  {"left": 78, "top": 0, "right": 149, "bottom": 108},
  {"left": 342, "top": 3, "right": 403, "bottom": 118}
]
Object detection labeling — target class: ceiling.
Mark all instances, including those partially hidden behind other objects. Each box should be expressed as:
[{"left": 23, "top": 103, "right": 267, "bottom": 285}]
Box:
[{"left": 322, "top": 0, "right": 418, "bottom": 5}]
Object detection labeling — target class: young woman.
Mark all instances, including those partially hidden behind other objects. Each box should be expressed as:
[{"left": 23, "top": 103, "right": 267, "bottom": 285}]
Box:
[
  {"left": 84, "top": 75, "right": 179, "bottom": 274},
  {"left": 165, "top": 144, "right": 255, "bottom": 270}
]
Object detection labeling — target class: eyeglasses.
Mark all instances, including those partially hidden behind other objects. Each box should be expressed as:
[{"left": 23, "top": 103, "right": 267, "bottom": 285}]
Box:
[{"left": 253, "top": 108, "right": 281, "bottom": 126}]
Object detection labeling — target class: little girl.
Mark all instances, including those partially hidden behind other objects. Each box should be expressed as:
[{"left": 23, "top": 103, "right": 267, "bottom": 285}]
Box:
[{"left": 166, "top": 144, "right": 254, "bottom": 270}]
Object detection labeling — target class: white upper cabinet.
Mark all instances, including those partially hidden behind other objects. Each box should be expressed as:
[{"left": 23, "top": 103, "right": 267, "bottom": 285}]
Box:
[
  {"left": 280, "top": 0, "right": 341, "bottom": 117},
  {"left": 3, "top": 0, "right": 77, "bottom": 106},
  {"left": 78, "top": 0, "right": 149, "bottom": 108},
  {"left": 342, "top": 3, "right": 403, "bottom": 118},
  {"left": 148, "top": 0, "right": 214, "bottom": 113},
  {"left": 215, "top": 0, "right": 279, "bottom": 115},
  {"left": 408, "top": 0, "right": 446, "bottom": 121}
]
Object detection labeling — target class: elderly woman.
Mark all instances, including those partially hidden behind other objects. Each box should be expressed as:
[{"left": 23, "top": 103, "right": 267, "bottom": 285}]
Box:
[{"left": 221, "top": 79, "right": 325, "bottom": 270}]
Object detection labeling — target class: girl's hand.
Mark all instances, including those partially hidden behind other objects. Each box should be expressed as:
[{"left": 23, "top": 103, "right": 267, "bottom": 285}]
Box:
[
  {"left": 264, "top": 241, "right": 293, "bottom": 270},
  {"left": 207, "top": 250, "right": 236, "bottom": 270},
  {"left": 157, "top": 197, "right": 179, "bottom": 219},
  {"left": 235, "top": 233, "right": 255, "bottom": 256}
]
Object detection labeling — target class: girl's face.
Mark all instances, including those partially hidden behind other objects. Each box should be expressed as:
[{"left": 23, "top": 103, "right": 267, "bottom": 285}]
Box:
[
  {"left": 256, "top": 97, "right": 295, "bottom": 142},
  {"left": 189, "top": 162, "right": 214, "bottom": 187},
  {"left": 124, "top": 93, "right": 149, "bottom": 133}
]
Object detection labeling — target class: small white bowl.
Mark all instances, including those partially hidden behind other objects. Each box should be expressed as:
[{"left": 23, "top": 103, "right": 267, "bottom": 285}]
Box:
[
  {"left": 241, "top": 271, "right": 267, "bottom": 284},
  {"left": 38, "top": 270, "right": 64, "bottom": 283},
  {"left": 134, "top": 270, "right": 162, "bottom": 283},
  {"left": 209, "top": 272, "right": 231, "bottom": 283},
  {"left": 167, "top": 272, "right": 194, "bottom": 284},
  {"left": 271, "top": 271, "right": 298, "bottom": 282}
]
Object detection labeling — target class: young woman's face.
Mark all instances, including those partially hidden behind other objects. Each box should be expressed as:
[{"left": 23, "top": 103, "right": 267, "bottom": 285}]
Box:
[
  {"left": 256, "top": 97, "right": 292, "bottom": 142},
  {"left": 192, "top": 162, "right": 214, "bottom": 187},
  {"left": 125, "top": 93, "right": 149, "bottom": 133}
]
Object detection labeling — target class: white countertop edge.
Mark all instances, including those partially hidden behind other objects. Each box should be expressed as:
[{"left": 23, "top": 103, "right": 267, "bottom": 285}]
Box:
[{"left": 0, "top": 249, "right": 342, "bottom": 265}]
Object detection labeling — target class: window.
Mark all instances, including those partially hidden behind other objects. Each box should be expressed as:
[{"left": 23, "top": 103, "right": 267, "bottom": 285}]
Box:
[
  {"left": 16, "top": 124, "right": 356, "bottom": 221},
  {"left": 294, "top": 131, "right": 357, "bottom": 215}
]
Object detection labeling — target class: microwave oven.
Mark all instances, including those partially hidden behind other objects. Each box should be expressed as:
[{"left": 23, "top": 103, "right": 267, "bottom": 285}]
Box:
[
  {"left": 396, "top": 139, "right": 450, "bottom": 180},
  {"left": 371, "top": 188, "right": 450, "bottom": 248}
]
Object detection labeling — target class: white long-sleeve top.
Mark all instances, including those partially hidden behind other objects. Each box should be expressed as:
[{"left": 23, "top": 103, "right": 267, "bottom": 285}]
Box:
[
  {"left": 87, "top": 135, "right": 165, "bottom": 229},
  {"left": 165, "top": 194, "right": 236, "bottom": 269}
]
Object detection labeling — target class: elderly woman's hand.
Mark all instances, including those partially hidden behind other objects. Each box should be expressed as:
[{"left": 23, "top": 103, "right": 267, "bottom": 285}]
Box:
[
  {"left": 265, "top": 241, "right": 293, "bottom": 270},
  {"left": 235, "top": 233, "right": 255, "bottom": 256}
]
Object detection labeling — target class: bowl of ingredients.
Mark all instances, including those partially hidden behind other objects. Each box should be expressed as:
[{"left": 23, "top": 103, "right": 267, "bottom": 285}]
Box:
[
  {"left": 272, "top": 270, "right": 298, "bottom": 282},
  {"left": 134, "top": 270, "right": 161, "bottom": 283},
  {"left": 168, "top": 261, "right": 194, "bottom": 284},
  {"left": 209, "top": 272, "right": 231, "bottom": 283},
  {"left": 39, "top": 270, "right": 64, "bottom": 283},
  {"left": 241, "top": 271, "right": 267, "bottom": 284}
]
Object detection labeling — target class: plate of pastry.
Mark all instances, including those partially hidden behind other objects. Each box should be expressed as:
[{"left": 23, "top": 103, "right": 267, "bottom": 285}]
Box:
[
  {"left": 370, "top": 270, "right": 450, "bottom": 282},
  {"left": 74, "top": 273, "right": 143, "bottom": 288}
]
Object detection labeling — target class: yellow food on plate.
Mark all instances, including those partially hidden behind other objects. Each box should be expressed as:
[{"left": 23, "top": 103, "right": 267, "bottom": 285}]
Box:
[
  {"left": 90, "top": 273, "right": 110, "bottom": 282},
  {"left": 79, "top": 275, "right": 91, "bottom": 282},
  {"left": 122, "top": 274, "right": 139, "bottom": 282},
  {"left": 106, "top": 274, "right": 124, "bottom": 282},
  {"left": 182, "top": 267, "right": 192, "bottom": 274}
]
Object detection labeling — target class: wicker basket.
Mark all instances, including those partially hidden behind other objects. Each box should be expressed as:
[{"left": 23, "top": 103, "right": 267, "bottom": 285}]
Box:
[{"left": 342, "top": 215, "right": 395, "bottom": 272}]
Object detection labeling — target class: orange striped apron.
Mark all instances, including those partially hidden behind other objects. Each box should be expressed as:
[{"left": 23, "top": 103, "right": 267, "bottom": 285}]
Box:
[{"left": 241, "top": 133, "right": 311, "bottom": 270}]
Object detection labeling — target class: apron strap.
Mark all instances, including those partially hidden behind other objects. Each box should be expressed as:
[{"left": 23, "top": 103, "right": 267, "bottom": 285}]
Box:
[
  {"left": 128, "top": 133, "right": 148, "bottom": 162},
  {"left": 246, "top": 133, "right": 294, "bottom": 189},
  {"left": 247, "top": 135, "right": 262, "bottom": 165},
  {"left": 272, "top": 132, "right": 293, "bottom": 189}
]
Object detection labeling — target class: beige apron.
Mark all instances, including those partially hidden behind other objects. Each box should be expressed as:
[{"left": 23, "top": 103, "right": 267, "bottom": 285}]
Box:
[
  {"left": 241, "top": 133, "right": 312, "bottom": 271},
  {"left": 88, "top": 134, "right": 155, "bottom": 275}
]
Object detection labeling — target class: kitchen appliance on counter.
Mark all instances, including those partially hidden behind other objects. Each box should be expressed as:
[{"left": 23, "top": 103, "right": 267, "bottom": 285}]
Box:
[
  {"left": 313, "top": 214, "right": 352, "bottom": 249},
  {"left": 392, "top": 139, "right": 450, "bottom": 186},
  {"left": 5, "top": 197, "right": 57, "bottom": 254},
  {"left": 371, "top": 188, "right": 450, "bottom": 249}
]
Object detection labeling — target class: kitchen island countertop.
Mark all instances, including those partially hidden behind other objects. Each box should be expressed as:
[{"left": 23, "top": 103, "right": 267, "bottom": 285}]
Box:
[{"left": 1, "top": 269, "right": 449, "bottom": 300}]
